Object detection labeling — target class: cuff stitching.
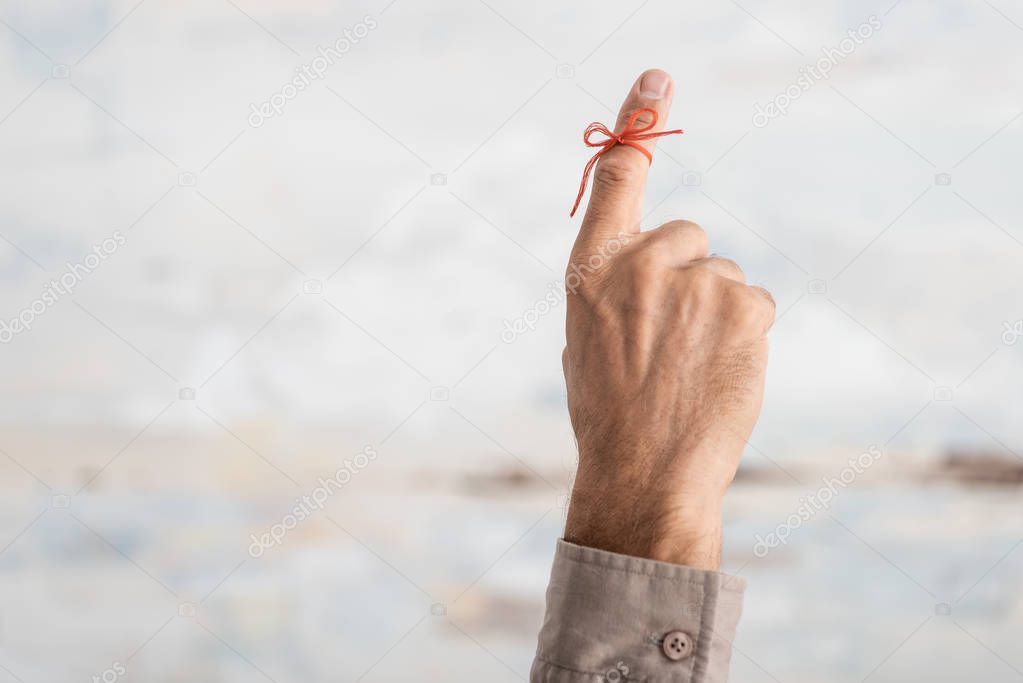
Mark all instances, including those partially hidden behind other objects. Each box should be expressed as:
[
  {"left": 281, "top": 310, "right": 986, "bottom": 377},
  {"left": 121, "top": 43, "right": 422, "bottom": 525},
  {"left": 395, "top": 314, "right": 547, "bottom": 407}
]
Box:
[{"left": 560, "top": 552, "right": 743, "bottom": 592}]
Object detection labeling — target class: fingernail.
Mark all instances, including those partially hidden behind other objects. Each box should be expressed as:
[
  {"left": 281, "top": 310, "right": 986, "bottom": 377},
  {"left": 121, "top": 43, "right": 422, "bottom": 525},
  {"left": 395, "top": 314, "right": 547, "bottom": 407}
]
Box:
[{"left": 639, "top": 70, "right": 671, "bottom": 100}]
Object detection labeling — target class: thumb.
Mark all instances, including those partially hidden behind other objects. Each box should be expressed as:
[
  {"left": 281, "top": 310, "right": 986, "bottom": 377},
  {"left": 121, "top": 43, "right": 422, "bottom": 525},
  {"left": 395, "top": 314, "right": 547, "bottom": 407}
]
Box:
[{"left": 575, "top": 69, "right": 675, "bottom": 248}]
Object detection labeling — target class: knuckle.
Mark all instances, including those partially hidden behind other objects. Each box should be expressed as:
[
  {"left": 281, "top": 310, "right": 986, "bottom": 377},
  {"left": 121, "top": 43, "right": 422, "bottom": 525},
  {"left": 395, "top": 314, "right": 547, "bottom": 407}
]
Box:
[
  {"left": 639, "top": 243, "right": 672, "bottom": 267},
  {"left": 681, "top": 221, "right": 707, "bottom": 243},
  {"left": 664, "top": 220, "right": 706, "bottom": 242},
  {"left": 714, "top": 257, "right": 744, "bottom": 279},
  {"left": 652, "top": 220, "right": 708, "bottom": 256},
  {"left": 685, "top": 266, "right": 721, "bottom": 296},
  {"left": 679, "top": 270, "right": 773, "bottom": 332},
  {"left": 750, "top": 286, "right": 776, "bottom": 310},
  {"left": 751, "top": 287, "right": 776, "bottom": 329},
  {"left": 592, "top": 157, "right": 634, "bottom": 192},
  {"left": 736, "top": 297, "right": 761, "bottom": 324},
  {"left": 727, "top": 285, "right": 771, "bottom": 328},
  {"left": 727, "top": 296, "right": 758, "bottom": 326},
  {"left": 690, "top": 264, "right": 719, "bottom": 286}
]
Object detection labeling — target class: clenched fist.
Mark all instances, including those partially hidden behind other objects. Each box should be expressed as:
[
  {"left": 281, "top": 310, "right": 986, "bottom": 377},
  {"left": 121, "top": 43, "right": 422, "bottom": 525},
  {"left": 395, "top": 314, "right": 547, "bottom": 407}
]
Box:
[{"left": 563, "top": 70, "right": 775, "bottom": 571}]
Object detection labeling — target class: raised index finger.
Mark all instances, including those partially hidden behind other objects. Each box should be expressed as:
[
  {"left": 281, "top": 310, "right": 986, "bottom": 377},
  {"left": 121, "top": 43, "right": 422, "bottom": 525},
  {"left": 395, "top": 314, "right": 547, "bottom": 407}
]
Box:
[{"left": 573, "top": 69, "right": 676, "bottom": 253}]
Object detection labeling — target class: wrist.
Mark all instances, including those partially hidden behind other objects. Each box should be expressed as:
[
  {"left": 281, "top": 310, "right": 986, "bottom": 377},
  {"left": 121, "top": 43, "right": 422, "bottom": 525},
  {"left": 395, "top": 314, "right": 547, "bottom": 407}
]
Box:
[{"left": 564, "top": 482, "right": 724, "bottom": 570}]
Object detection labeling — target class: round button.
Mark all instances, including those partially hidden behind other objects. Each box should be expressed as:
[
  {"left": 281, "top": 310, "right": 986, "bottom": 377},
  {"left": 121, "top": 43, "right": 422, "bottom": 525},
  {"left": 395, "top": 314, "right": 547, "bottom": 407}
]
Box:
[{"left": 661, "top": 630, "right": 693, "bottom": 661}]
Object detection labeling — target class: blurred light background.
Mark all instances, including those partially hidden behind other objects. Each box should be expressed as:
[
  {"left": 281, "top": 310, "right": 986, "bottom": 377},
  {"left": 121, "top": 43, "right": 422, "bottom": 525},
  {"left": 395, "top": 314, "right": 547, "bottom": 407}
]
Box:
[{"left": 1, "top": 0, "right": 1022, "bottom": 681}]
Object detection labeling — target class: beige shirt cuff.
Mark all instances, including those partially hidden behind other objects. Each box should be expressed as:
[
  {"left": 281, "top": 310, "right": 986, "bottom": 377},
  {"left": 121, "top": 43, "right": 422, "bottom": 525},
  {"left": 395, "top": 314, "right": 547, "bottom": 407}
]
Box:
[{"left": 531, "top": 540, "right": 745, "bottom": 682}]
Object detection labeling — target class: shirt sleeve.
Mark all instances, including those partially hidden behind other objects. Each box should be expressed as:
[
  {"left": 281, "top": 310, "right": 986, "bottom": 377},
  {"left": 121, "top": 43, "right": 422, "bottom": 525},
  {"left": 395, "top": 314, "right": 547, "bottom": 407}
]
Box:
[{"left": 530, "top": 540, "right": 746, "bottom": 682}]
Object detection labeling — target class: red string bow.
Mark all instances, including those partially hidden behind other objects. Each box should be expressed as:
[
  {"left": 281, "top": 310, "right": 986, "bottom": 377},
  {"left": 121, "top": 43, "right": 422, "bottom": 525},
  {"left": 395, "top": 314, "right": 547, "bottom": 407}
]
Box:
[{"left": 570, "top": 108, "right": 683, "bottom": 218}]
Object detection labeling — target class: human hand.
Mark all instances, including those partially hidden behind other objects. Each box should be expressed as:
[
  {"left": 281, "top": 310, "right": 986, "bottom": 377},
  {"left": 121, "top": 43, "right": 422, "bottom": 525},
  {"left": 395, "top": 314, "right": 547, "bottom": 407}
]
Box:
[{"left": 563, "top": 69, "right": 775, "bottom": 571}]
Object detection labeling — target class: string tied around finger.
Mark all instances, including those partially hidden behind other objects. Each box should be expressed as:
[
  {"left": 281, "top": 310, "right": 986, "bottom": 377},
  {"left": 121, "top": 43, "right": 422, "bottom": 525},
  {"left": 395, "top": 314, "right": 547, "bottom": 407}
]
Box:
[{"left": 570, "top": 108, "right": 684, "bottom": 218}]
